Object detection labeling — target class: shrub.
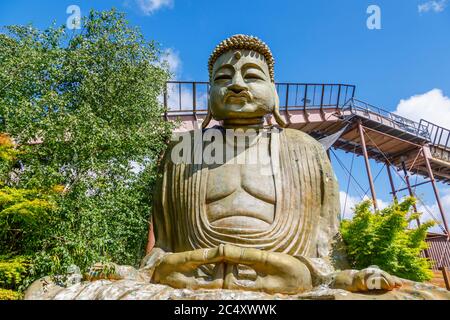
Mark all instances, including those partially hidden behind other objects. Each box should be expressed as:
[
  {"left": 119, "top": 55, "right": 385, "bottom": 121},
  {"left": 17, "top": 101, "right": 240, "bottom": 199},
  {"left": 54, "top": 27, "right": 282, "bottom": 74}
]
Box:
[
  {"left": 0, "top": 256, "right": 29, "bottom": 291},
  {"left": 340, "top": 197, "right": 434, "bottom": 282},
  {"left": 0, "top": 188, "right": 56, "bottom": 256},
  {"left": 0, "top": 288, "right": 22, "bottom": 300}
]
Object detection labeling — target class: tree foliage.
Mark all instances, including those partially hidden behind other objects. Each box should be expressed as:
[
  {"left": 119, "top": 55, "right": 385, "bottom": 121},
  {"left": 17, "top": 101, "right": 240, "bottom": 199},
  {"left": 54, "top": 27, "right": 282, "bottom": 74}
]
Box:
[
  {"left": 0, "top": 8, "right": 173, "bottom": 295},
  {"left": 0, "top": 256, "right": 29, "bottom": 292},
  {"left": 0, "top": 288, "right": 22, "bottom": 300},
  {"left": 340, "top": 198, "right": 434, "bottom": 282}
]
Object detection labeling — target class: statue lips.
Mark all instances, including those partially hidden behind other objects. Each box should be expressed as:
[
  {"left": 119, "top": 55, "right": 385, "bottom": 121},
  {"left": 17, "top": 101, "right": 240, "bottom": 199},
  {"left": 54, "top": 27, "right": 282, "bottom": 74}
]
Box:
[{"left": 224, "top": 91, "right": 253, "bottom": 107}]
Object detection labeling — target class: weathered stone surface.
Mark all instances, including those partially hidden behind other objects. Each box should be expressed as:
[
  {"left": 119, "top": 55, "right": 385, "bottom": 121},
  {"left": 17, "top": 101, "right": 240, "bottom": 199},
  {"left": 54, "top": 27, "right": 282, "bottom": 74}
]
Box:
[{"left": 25, "top": 279, "right": 450, "bottom": 300}]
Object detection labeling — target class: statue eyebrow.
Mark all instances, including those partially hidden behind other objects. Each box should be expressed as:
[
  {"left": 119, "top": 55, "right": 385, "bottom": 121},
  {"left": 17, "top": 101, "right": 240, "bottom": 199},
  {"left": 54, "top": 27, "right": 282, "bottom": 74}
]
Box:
[
  {"left": 213, "top": 64, "right": 234, "bottom": 75},
  {"left": 242, "top": 63, "right": 267, "bottom": 76}
]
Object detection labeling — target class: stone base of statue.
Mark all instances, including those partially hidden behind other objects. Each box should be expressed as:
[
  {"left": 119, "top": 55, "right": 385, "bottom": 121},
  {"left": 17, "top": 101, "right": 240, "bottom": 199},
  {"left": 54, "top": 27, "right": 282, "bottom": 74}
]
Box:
[{"left": 25, "top": 277, "right": 450, "bottom": 300}]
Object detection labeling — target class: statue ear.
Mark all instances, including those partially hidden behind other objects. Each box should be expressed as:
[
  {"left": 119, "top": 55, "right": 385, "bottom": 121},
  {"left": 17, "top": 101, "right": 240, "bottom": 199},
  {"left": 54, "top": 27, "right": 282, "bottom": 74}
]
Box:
[
  {"left": 201, "top": 98, "right": 213, "bottom": 129},
  {"left": 272, "top": 83, "right": 287, "bottom": 128}
]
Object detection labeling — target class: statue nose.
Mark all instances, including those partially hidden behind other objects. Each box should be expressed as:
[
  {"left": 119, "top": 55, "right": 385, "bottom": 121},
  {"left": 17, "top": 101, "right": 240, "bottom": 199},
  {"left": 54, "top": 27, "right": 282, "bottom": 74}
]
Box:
[{"left": 228, "top": 83, "right": 247, "bottom": 94}]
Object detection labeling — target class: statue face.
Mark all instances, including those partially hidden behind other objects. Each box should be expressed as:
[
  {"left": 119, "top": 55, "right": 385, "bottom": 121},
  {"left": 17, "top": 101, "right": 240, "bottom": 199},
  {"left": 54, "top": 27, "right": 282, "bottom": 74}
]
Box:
[{"left": 209, "top": 50, "right": 278, "bottom": 121}]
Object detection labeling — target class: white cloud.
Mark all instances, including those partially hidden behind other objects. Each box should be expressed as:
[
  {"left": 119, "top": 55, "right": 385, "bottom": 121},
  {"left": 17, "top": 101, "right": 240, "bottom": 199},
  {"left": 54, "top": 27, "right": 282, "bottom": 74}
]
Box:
[
  {"left": 135, "top": 0, "right": 174, "bottom": 15},
  {"left": 395, "top": 89, "right": 450, "bottom": 129},
  {"left": 340, "top": 191, "right": 360, "bottom": 219},
  {"left": 418, "top": 0, "right": 447, "bottom": 13},
  {"left": 163, "top": 48, "right": 182, "bottom": 77},
  {"left": 164, "top": 86, "right": 208, "bottom": 111},
  {"left": 340, "top": 191, "right": 389, "bottom": 220},
  {"left": 417, "top": 189, "right": 450, "bottom": 234},
  {"left": 158, "top": 49, "right": 209, "bottom": 111}
]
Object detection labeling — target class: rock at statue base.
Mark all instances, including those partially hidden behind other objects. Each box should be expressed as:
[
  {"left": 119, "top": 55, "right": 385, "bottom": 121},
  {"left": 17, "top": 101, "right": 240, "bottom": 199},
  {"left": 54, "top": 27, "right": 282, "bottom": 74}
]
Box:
[{"left": 24, "top": 278, "right": 450, "bottom": 300}]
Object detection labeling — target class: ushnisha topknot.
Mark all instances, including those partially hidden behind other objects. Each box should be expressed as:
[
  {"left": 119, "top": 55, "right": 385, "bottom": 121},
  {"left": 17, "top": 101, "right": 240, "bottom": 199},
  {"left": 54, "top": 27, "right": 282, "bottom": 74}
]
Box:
[{"left": 208, "top": 34, "right": 275, "bottom": 82}]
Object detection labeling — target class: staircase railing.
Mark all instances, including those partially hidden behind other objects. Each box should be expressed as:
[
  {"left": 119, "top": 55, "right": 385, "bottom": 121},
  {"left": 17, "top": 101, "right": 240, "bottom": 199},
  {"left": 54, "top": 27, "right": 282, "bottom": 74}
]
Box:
[
  {"left": 343, "top": 98, "right": 432, "bottom": 141},
  {"left": 419, "top": 119, "right": 450, "bottom": 151}
]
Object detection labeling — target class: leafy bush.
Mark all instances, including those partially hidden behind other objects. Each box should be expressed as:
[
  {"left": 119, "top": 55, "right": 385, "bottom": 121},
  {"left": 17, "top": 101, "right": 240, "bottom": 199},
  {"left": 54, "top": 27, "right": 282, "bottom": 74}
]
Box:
[
  {"left": 0, "top": 134, "right": 19, "bottom": 182},
  {"left": 0, "top": 288, "right": 22, "bottom": 300},
  {"left": 0, "top": 8, "right": 173, "bottom": 293},
  {"left": 340, "top": 198, "right": 434, "bottom": 282},
  {"left": 0, "top": 188, "right": 56, "bottom": 255},
  {"left": 0, "top": 256, "right": 29, "bottom": 291}
]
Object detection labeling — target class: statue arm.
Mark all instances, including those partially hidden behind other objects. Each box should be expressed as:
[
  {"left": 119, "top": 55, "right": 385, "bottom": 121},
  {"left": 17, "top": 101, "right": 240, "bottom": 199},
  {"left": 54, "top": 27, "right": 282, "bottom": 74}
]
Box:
[
  {"left": 313, "top": 145, "right": 402, "bottom": 292},
  {"left": 330, "top": 268, "right": 402, "bottom": 292}
]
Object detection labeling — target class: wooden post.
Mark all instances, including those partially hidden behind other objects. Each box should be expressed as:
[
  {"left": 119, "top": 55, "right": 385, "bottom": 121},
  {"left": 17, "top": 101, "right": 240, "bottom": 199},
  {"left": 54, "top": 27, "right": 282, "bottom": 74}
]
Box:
[
  {"left": 443, "top": 267, "right": 450, "bottom": 291},
  {"left": 358, "top": 121, "right": 378, "bottom": 210},
  {"left": 145, "top": 220, "right": 155, "bottom": 255},
  {"left": 423, "top": 146, "right": 450, "bottom": 237}
]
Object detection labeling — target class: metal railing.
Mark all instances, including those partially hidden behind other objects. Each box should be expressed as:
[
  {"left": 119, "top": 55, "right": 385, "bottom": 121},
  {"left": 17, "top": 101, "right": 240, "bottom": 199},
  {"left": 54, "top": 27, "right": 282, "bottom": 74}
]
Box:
[
  {"left": 275, "top": 83, "right": 355, "bottom": 111},
  {"left": 344, "top": 98, "right": 431, "bottom": 140},
  {"left": 163, "top": 81, "right": 356, "bottom": 114},
  {"left": 419, "top": 119, "right": 450, "bottom": 151},
  {"left": 164, "top": 81, "right": 210, "bottom": 114},
  {"left": 162, "top": 82, "right": 450, "bottom": 153}
]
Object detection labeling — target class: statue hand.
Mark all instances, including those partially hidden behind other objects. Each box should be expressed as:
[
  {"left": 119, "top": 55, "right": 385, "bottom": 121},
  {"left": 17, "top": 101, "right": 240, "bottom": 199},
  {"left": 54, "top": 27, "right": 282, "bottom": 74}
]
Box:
[
  {"left": 331, "top": 267, "right": 402, "bottom": 292},
  {"left": 152, "top": 246, "right": 225, "bottom": 290},
  {"left": 152, "top": 244, "right": 312, "bottom": 294},
  {"left": 220, "top": 245, "right": 312, "bottom": 294}
]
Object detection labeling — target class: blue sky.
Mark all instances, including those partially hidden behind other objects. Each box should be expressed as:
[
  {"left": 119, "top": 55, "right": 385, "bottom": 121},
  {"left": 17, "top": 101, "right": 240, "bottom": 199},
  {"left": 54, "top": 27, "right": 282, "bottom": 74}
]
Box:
[{"left": 1, "top": 0, "right": 450, "bottom": 231}]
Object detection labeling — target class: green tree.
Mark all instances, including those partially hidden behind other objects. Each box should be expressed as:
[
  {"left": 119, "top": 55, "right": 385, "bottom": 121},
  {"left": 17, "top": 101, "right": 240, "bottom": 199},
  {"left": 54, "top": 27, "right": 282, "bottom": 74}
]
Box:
[
  {"left": 340, "top": 198, "right": 434, "bottom": 282},
  {"left": 0, "top": 8, "right": 173, "bottom": 295}
]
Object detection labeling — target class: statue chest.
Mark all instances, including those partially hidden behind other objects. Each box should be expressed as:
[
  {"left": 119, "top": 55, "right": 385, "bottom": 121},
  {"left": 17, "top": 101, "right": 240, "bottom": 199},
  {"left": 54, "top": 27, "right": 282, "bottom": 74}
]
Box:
[{"left": 205, "top": 162, "right": 276, "bottom": 231}]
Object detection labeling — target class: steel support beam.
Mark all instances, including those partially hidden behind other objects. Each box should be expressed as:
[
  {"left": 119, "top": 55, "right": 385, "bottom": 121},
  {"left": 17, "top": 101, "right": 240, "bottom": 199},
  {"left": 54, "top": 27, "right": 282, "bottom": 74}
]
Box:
[
  {"left": 362, "top": 125, "right": 423, "bottom": 148},
  {"left": 390, "top": 180, "right": 431, "bottom": 194},
  {"left": 423, "top": 146, "right": 450, "bottom": 237},
  {"left": 386, "top": 162, "right": 397, "bottom": 201},
  {"left": 402, "top": 161, "right": 421, "bottom": 227},
  {"left": 358, "top": 120, "right": 378, "bottom": 210}
]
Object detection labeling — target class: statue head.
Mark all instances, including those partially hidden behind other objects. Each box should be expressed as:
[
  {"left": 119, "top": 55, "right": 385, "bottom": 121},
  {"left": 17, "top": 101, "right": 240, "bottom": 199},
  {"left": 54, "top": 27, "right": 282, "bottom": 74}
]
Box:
[{"left": 202, "top": 35, "right": 286, "bottom": 129}]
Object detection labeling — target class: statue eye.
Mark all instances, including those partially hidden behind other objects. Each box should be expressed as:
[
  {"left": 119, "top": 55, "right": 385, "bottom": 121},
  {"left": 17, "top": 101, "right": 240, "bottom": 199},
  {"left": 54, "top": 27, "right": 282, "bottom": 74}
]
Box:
[
  {"left": 214, "top": 74, "right": 232, "bottom": 81},
  {"left": 244, "top": 73, "right": 264, "bottom": 81}
]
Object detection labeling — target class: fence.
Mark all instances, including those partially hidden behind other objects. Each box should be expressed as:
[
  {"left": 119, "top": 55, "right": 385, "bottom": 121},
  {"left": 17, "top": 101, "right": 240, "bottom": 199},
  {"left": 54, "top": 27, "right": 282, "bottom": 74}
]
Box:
[
  {"left": 163, "top": 81, "right": 356, "bottom": 115},
  {"left": 420, "top": 119, "right": 450, "bottom": 150}
]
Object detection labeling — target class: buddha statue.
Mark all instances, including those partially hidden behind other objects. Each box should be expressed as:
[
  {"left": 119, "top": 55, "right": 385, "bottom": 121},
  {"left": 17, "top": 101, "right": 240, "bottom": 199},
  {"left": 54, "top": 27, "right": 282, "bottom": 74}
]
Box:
[
  {"left": 26, "top": 35, "right": 450, "bottom": 300},
  {"left": 142, "top": 34, "right": 402, "bottom": 294}
]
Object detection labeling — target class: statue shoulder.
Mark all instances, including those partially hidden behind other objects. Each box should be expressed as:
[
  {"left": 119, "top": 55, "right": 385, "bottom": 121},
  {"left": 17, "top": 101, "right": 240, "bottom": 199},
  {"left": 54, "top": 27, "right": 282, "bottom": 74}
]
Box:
[{"left": 283, "top": 128, "right": 323, "bottom": 149}]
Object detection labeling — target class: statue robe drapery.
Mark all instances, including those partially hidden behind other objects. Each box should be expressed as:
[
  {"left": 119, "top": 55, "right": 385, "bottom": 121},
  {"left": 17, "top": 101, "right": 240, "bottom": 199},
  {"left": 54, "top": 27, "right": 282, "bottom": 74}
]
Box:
[{"left": 151, "top": 128, "right": 340, "bottom": 261}]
